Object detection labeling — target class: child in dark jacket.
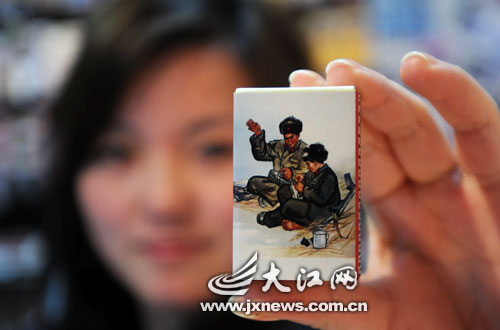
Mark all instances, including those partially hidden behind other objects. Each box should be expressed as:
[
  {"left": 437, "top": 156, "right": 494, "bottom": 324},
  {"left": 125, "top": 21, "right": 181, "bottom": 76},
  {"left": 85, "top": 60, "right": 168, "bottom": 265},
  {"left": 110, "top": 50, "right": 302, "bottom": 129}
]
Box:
[{"left": 257, "top": 143, "right": 341, "bottom": 230}]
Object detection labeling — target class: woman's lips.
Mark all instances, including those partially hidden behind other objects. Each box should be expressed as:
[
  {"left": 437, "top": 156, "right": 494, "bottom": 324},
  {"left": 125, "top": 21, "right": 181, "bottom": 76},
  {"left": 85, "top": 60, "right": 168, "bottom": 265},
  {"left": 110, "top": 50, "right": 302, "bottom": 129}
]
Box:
[{"left": 138, "top": 239, "right": 210, "bottom": 264}]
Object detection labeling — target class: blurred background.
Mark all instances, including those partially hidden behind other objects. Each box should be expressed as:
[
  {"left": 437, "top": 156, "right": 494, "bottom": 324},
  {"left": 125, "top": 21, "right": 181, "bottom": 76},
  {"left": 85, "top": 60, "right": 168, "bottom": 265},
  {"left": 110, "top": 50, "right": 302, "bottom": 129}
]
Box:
[
  {"left": 2, "top": 0, "right": 500, "bottom": 180},
  {"left": 1, "top": 0, "right": 500, "bottom": 327}
]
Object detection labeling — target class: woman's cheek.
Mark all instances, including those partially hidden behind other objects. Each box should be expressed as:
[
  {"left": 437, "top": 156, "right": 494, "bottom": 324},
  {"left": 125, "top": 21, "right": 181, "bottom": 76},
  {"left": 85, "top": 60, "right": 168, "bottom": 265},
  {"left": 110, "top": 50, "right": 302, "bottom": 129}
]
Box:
[
  {"left": 199, "top": 162, "right": 234, "bottom": 230},
  {"left": 76, "top": 166, "right": 135, "bottom": 254}
]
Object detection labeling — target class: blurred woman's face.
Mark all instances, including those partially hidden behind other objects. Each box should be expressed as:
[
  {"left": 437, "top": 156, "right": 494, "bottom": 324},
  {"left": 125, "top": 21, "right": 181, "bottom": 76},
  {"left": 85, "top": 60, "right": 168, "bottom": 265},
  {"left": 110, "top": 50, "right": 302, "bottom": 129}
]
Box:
[{"left": 76, "top": 45, "right": 251, "bottom": 306}]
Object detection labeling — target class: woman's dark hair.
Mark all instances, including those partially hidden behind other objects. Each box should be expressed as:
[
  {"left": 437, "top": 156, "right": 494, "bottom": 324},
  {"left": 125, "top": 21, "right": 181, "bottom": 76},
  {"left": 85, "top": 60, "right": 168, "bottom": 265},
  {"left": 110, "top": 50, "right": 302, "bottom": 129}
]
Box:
[{"left": 44, "top": 0, "right": 309, "bottom": 328}]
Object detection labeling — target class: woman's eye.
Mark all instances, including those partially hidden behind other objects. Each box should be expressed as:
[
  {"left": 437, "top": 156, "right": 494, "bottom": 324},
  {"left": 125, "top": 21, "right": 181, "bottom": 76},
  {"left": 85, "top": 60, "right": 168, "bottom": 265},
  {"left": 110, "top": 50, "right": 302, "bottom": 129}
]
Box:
[
  {"left": 199, "top": 143, "right": 232, "bottom": 159},
  {"left": 88, "top": 143, "right": 134, "bottom": 163}
]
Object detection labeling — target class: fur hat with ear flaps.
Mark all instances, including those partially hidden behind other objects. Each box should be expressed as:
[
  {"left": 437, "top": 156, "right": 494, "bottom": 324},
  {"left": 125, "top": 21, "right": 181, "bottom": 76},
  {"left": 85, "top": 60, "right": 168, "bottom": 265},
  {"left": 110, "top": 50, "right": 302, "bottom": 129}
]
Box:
[
  {"left": 279, "top": 116, "right": 302, "bottom": 134},
  {"left": 302, "top": 143, "right": 328, "bottom": 163}
]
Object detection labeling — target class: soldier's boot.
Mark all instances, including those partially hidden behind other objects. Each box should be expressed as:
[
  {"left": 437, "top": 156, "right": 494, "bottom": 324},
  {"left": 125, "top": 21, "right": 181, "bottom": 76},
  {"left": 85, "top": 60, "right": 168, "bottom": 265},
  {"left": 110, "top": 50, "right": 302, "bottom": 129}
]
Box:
[
  {"left": 257, "top": 212, "right": 266, "bottom": 225},
  {"left": 258, "top": 197, "right": 271, "bottom": 208}
]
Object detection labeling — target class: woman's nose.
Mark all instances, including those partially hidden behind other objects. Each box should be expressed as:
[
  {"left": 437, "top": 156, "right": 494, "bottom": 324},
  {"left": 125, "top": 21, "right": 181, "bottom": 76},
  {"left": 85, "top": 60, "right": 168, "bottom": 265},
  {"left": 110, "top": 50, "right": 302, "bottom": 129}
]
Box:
[{"left": 139, "top": 154, "right": 193, "bottom": 225}]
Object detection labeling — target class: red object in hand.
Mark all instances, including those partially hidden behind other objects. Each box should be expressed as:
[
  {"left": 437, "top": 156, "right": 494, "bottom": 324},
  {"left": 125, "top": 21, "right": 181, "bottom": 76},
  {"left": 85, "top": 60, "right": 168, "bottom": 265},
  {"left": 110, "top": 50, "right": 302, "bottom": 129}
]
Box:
[
  {"left": 279, "top": 167, "right": 293, "bottom": 180},
  {"left": 294, "top": 173, "right": 304, "bottom": 183},
  {"left": 246, "top": 119, "right": 261, "bottom": 136},
  {"left": 294, "top": 174, "right": 304, "bottom": 192}
]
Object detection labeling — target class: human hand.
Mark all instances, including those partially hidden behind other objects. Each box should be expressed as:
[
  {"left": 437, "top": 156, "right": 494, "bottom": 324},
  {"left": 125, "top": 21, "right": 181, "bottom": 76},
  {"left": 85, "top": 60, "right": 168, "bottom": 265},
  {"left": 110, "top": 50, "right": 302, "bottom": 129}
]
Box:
[
  {"left": 280, "top": 167, "right": 293, "bottom": 180},
  {"left": 294, "top": 182, "right": 304, "bottom": 193},
  {"left": 294, "top": 173, "right": 305, "bottom": 183},
  {"left": 246, "top": 119, "right": 262, "bottom": 136},
  {"left": 234, "top": 52, "right": 500, "bottom": 329}
]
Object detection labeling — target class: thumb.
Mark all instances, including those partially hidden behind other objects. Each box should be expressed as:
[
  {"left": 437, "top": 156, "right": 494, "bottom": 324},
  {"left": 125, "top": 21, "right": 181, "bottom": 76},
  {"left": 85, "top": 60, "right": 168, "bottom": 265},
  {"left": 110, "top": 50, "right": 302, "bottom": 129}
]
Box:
[{"left": 229, "top": 280, "right": 389, "bottom": 330}]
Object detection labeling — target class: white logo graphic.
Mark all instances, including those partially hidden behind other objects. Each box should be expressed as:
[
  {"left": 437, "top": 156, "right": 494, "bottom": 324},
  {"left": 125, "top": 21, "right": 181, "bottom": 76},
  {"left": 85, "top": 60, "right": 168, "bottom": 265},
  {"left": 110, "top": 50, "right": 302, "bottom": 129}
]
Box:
[
  {"left": 208, "top": 253, "right": 358, "bottom": 295},
  {"left": 330, "top": 266, "right": 357, "bottom": 290},
  {"left": 208, "top": 252, "right": 258, "bottom": 296}
]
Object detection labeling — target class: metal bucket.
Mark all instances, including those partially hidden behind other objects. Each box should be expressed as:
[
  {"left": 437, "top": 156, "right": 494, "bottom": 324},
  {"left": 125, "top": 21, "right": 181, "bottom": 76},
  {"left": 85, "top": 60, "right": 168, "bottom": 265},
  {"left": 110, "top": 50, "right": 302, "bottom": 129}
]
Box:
[{"left": 312, "top": 229, "right": 328, "bottom": 249}]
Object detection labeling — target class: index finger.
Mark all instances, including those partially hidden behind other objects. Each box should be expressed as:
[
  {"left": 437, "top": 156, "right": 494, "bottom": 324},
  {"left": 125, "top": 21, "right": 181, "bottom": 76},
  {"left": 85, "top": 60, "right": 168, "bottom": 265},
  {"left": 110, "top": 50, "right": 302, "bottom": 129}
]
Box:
[
  {"left": 400, "top": 52, "right": 500, "bottom": 188},
  {"left": 324, "top": 59, "right": 456, "bottom": 199}
]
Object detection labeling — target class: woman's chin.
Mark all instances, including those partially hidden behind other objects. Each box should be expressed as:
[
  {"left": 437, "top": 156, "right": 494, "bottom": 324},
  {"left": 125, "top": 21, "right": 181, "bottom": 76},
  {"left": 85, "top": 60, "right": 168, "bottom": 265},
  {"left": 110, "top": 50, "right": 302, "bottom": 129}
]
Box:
[
  {"left": 139, "top": 277, "right": 219, "bottom": 307},
  {"left": 125, "top": 262, "right": 225, "bottom": 307},
  {"left": 115, "top": 241, "right": 233, "bottom": 306}
]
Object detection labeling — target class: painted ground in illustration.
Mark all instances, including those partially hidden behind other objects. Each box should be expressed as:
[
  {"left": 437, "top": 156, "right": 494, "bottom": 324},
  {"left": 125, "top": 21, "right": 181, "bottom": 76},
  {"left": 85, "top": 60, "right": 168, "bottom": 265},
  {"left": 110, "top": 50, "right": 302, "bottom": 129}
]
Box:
[{"left": 233, "top": 179, "right": 356, "bottom": 259}]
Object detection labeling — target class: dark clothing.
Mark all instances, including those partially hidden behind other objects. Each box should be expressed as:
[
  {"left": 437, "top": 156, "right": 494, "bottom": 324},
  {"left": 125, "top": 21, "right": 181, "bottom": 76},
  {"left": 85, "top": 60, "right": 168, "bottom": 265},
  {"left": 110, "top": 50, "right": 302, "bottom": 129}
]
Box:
[
  {"left": 247, "top": 130, "right": 308, "bottom": 205},
  {"left": 303, "top": 164, "right": 341, "bottom": 220},
  {"left": 262, "top": 164, "right": 341, "bottom": 227}
]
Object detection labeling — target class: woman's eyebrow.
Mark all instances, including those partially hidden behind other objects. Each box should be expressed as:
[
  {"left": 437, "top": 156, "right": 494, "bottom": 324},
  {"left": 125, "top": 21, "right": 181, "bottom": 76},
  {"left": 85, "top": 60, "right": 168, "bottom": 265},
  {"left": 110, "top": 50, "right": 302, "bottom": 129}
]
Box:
[
  {"left": 183, "top": 116, "right": 232, "bottom": 138},
  {"left": 103, "top": 121, "right": 138, "bottom": 136}
]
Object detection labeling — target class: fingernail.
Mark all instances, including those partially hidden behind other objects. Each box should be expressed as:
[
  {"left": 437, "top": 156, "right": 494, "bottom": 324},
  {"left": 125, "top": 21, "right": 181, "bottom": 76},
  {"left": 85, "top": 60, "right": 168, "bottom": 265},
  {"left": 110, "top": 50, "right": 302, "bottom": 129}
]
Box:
[
  {"left": 325, "top": 59, "right": 355, "bottom": 74},
  {"left": 288, "top": 69, "right": 319, "bottom": 84},
  {"left": 232, "top": 309, "right": 279, "bottom": 321},
  {"left": 228, "top": 296, "right": 249, "bottom": 318},
  {"left": 228, "top": 295, "right": 245, "bottom": 304},
  {"left": 401, "top": 51, "right": 429, "bottom": 64},
  {"left": 288, "top": 70, "right": 300, "bottom": 84}
]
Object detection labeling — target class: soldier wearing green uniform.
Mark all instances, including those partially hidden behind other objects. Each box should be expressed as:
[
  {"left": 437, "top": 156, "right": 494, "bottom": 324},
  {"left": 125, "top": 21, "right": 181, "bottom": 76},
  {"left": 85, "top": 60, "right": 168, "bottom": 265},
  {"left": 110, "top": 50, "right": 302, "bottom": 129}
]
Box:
[{"left": 246, "top": 116, "right": 309, "bottom": 207}]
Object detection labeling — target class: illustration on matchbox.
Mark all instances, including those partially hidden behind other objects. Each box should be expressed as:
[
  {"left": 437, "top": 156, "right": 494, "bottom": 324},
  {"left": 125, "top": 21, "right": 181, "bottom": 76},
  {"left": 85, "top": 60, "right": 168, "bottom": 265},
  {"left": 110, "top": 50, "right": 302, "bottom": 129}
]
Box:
[{"left": 233, "top": 87, "right": 360, "bottom": 280}]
